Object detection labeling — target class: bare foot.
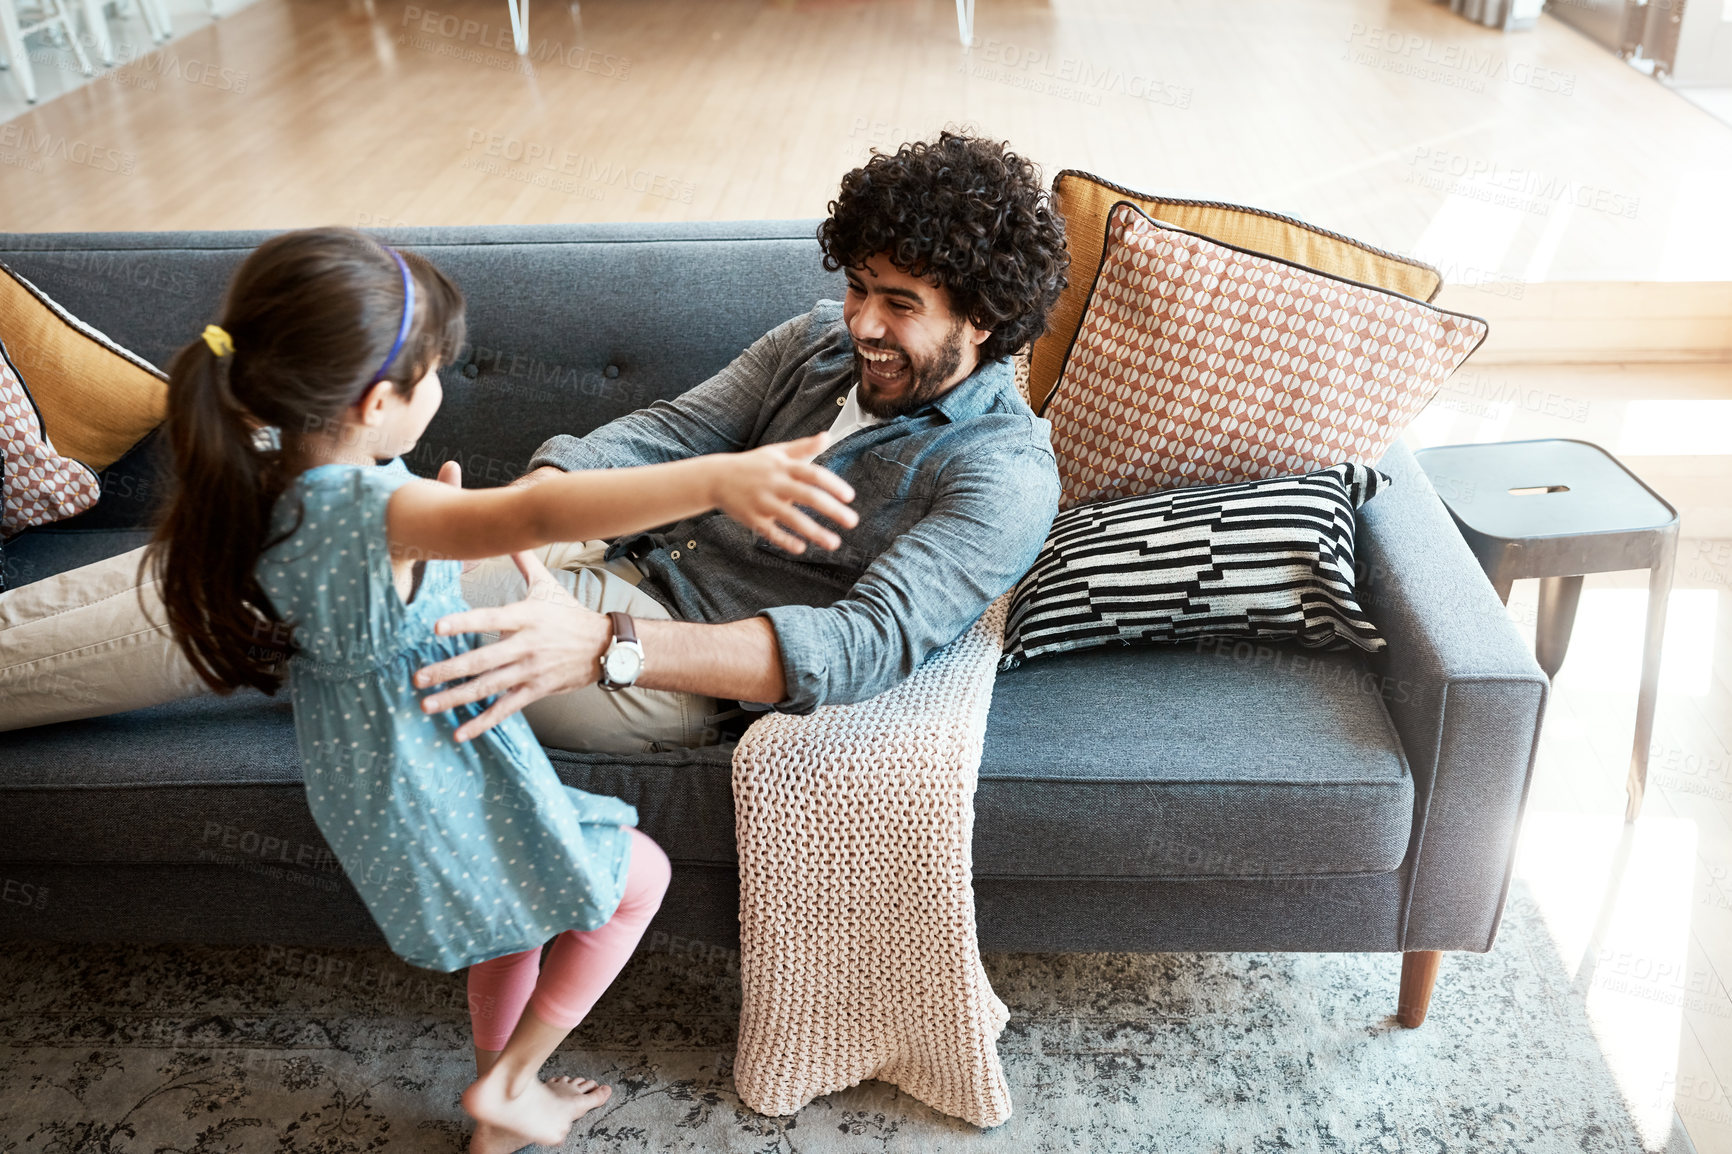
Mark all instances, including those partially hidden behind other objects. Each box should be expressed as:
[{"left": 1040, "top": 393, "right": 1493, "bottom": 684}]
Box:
[
  {"left": 547, "top": 1075, "right": 611, "bottom": 1107},
  {"left": 463, "top": 1070, "right": 611, "bottom": 1152},
  {"left": 469, "top": 1077, "right": 610, "bottom": 1153}
]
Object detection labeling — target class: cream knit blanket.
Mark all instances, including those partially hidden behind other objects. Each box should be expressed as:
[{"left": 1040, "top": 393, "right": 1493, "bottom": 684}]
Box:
[{"left": 730, "top": 595, "right": 1014, "bottom": 1129}]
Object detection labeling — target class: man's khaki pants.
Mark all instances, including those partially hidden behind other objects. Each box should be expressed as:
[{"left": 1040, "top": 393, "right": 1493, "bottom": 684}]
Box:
[{"left": 0, "top": 542, "right": 720, "bottom": 754}]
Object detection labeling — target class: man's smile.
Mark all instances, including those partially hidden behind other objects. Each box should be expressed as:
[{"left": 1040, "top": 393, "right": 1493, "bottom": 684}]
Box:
[{"left": 856, "top": 343, "right": 910, "bottom": 390}]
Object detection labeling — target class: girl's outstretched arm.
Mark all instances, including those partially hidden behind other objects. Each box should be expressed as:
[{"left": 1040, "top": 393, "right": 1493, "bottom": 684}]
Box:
[{"left": 386, "top": 431, "right": 856, "bottom": 563}]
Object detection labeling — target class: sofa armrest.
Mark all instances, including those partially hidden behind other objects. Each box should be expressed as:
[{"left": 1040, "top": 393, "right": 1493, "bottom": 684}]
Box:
[{"left": 1360, "top": 439, "right": 1550, "bottom": 953}]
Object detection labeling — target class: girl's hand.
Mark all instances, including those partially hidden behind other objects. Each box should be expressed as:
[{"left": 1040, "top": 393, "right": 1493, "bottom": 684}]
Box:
[{"left": 712, "top": 432, "right": 859, "bottom": 554}]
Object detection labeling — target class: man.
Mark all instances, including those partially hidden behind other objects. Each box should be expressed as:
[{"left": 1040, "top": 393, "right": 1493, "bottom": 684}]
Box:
[{"left": 0, "top": 132, "right": 1067, "bottom": 751}]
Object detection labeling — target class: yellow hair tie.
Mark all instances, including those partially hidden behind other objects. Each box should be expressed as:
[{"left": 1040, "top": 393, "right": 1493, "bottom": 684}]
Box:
[{"left": 202, "top": 324, "right": 235, "bottom": 358}]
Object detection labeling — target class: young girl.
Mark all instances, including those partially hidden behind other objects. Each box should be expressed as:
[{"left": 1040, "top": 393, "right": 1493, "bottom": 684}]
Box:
[{"left": 147, "top": 227, "right": 856, "bottom": 1153}]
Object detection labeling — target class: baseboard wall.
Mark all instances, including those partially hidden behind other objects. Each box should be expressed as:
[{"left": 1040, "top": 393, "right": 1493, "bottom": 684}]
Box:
[{"left": 1434, "top": 281, "right": 1732, "bottom": 365}]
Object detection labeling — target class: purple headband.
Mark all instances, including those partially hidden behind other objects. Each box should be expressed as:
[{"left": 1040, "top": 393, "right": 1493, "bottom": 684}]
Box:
[{"left": 366, "top": 247, "right": 416, "bottom": 389}]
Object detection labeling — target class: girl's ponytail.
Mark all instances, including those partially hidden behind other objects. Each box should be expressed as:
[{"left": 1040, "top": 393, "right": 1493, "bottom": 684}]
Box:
[
  {"left": 146, "top": 228, "right": 466, "bottom": 695},
  {"left": 150, "top": 329, "right": 289, "bottom": 694}
]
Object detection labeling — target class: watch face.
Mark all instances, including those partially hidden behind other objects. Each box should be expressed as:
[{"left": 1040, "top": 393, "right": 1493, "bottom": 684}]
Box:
[{"left": 604, "top": 644, "right": 643, "bottom": 685}]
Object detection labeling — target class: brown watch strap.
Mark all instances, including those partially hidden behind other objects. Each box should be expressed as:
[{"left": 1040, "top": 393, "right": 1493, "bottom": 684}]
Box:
[{"left": 608, "top": 611, "right": 637, "bottom": 645}]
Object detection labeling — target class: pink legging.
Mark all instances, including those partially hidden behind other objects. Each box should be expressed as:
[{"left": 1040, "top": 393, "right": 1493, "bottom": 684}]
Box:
[{"left": 466, "top": 827, "right": 671, "bottom": 1050}]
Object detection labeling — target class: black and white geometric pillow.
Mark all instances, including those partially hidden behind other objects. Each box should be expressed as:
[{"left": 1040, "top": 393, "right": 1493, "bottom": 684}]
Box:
[{"left": 1000, "top": 463, "right": 1390, "bottom": 671}]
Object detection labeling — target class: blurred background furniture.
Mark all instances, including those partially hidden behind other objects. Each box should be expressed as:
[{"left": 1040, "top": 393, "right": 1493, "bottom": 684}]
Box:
[
  {"left": 99, "top": 0, "right": 179, "bottom": 48},
  {"left": 1447, "top": 0, "right": 1543, "bottom": 31},
  {"left": 0, "top": 0, "right": 91, "bottom": 102},
  {"left": 1541, "top": 0, "right": 1645, "bottom": 51},
  {"left": 78, "top": 0, "right": 110, "bottom": 65},
  {"left": 1540, "top": 0, "right": 1727, "bottom": 82}
]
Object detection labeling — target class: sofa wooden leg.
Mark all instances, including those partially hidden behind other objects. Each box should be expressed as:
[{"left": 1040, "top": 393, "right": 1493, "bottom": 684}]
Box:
[{"left": 1397, "top": 950, "right": 1442, "bottom": 1027}]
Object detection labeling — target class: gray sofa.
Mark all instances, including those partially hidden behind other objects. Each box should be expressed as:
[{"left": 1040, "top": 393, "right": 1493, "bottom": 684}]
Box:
[{"left": 0, "top": 221, "right": 1549, "bottom": 1027}]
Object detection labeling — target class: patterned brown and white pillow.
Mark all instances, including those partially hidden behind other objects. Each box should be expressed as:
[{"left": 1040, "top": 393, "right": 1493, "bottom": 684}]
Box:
[
  {"left": 1044, "top": 202, "right": 1487, "bottom": 509},
  {"left": 1, "top": 338, "right": 100, "bottom": 536}
]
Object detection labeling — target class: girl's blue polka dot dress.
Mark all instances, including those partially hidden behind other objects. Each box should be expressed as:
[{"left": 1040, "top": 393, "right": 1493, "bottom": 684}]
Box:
[{"left": 257, "top": 459, "right": 637, "bottom": 973}]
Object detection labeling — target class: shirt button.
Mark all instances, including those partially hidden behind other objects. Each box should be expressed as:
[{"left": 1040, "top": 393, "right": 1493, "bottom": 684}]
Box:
[
  {"left": 837, "top": 396, "right": 846, "bottom": 406},
  {"left": 670, "top": 550, "right": 681, "bottom": 560},
  {"left": 686, "top": 539, "right": 697, "bottom": 549}
]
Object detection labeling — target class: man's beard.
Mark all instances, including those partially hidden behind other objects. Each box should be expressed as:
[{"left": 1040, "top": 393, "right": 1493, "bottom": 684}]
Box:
[{"left": 855, "top": 317, "right": 967, "bottom": 419}]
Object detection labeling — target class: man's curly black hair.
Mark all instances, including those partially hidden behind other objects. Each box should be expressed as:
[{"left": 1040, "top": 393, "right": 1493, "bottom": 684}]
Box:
[{"left": 818, "top": 132, "right": 1068, "bottom": 364}]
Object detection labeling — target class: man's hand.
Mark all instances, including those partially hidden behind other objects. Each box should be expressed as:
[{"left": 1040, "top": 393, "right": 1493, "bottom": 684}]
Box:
[{"left": 415, "top": 550, "right": 610, "bottom": 742}]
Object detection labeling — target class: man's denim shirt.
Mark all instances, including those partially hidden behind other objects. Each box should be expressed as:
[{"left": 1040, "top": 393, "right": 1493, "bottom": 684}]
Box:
[{"left": 528, "top": 300, "right": 1061, "bottom": 714}]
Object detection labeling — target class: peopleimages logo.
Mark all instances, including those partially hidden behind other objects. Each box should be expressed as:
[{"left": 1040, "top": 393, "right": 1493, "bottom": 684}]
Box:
[
  {"left": 27, "top": 47, "right": 157, "bottom": 90},
  {"left": 0, "top": 125, "right": 135, "bottom": 174},
  {"left": 463, "top": 129, "right": 696, "bottom": 203},
  {"left": 24, "top": 35, "right": 247, "bottom": 92},
  {"left": 964, "top": 39, "right": 1192, "bottom": 108},
  {"left": 1343, "top": 22, "right": 1575, "bottom": 95},
  {"left": 29, "top": 244, "right": 200, "bottom": 298},
  {"left": 130, "top": 50, "right": 249, "bottom": 92},
  {"left": 1435, "top": 370, "right": 1590, "bottom": 423},
  {"left": 401, "top": 5, "right": 631, "bottom": 77},
  {"left": 1407, "top": 147, "right": 1640, "bottom": 220}
]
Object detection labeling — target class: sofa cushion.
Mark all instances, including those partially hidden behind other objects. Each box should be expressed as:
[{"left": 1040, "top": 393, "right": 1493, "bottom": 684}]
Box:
[
  {"left": 977, "top": 642, "right": 1413, "bottom": 879},
  {"left": 0, "top": 638, "right": 1412, "bottom": 881},
  {"left": 0, "top": 691, "right": 746, "bottom": 868}
]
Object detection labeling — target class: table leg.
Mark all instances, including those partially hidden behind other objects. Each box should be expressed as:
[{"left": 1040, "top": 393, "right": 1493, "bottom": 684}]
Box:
[
  {"left": 82, "top": 0, "right": 113, "bottom": 65},
  {"left": 1626, "top": 536, "right": 1677, "bottom": 822},
  {"left": 1535, "top": 575, "right": 1584, "bottom": 680},
  {"left": 60, "top": 0, "right": 93, "bottom": 74},
  {"left": 137, "top": 0, "right": 169, "bottom": 41}
]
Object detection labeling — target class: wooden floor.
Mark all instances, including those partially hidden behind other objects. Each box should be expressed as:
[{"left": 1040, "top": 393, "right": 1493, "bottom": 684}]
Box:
[
  {"left": 1, "top": 0, "right": 1731, "bottom": 284},
  {"left": 4, "top": 0, "right": 1732, "bottom": 1147}
]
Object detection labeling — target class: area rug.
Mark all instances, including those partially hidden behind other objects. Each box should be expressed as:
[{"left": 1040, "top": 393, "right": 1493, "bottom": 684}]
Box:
[{"left": 0, "top": 878, "right": 1692, "bottom": 1152}]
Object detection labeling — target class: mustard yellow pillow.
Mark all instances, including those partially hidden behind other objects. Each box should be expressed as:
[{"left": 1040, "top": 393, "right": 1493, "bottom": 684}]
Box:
[
  {"left": 0, "top": 261, "right": 167, "bottom": 470},
  {"left": 1029, "top": 171, "right": 1445, "bottom": 411}
]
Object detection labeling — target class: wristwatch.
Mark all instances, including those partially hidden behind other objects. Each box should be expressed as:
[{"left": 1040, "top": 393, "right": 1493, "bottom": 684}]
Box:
[{"left": 598, "top": 611, "right": 644, "bottom": 692}]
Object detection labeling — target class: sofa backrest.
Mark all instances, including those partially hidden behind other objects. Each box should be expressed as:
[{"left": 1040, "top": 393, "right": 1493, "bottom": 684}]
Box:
[{"left": 0, "top": 220, "right": 843, "bottom": 530}]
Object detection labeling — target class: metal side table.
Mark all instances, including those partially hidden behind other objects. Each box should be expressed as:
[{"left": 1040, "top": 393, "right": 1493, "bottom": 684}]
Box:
[{"left": 1414, "top": 439, "right": 1678, "bottom": 822}]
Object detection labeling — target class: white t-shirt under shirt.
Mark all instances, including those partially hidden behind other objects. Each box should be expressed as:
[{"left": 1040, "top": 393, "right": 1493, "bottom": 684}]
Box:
[{"left": 827, "top": 384, "right": 886, "bottom": 444}]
